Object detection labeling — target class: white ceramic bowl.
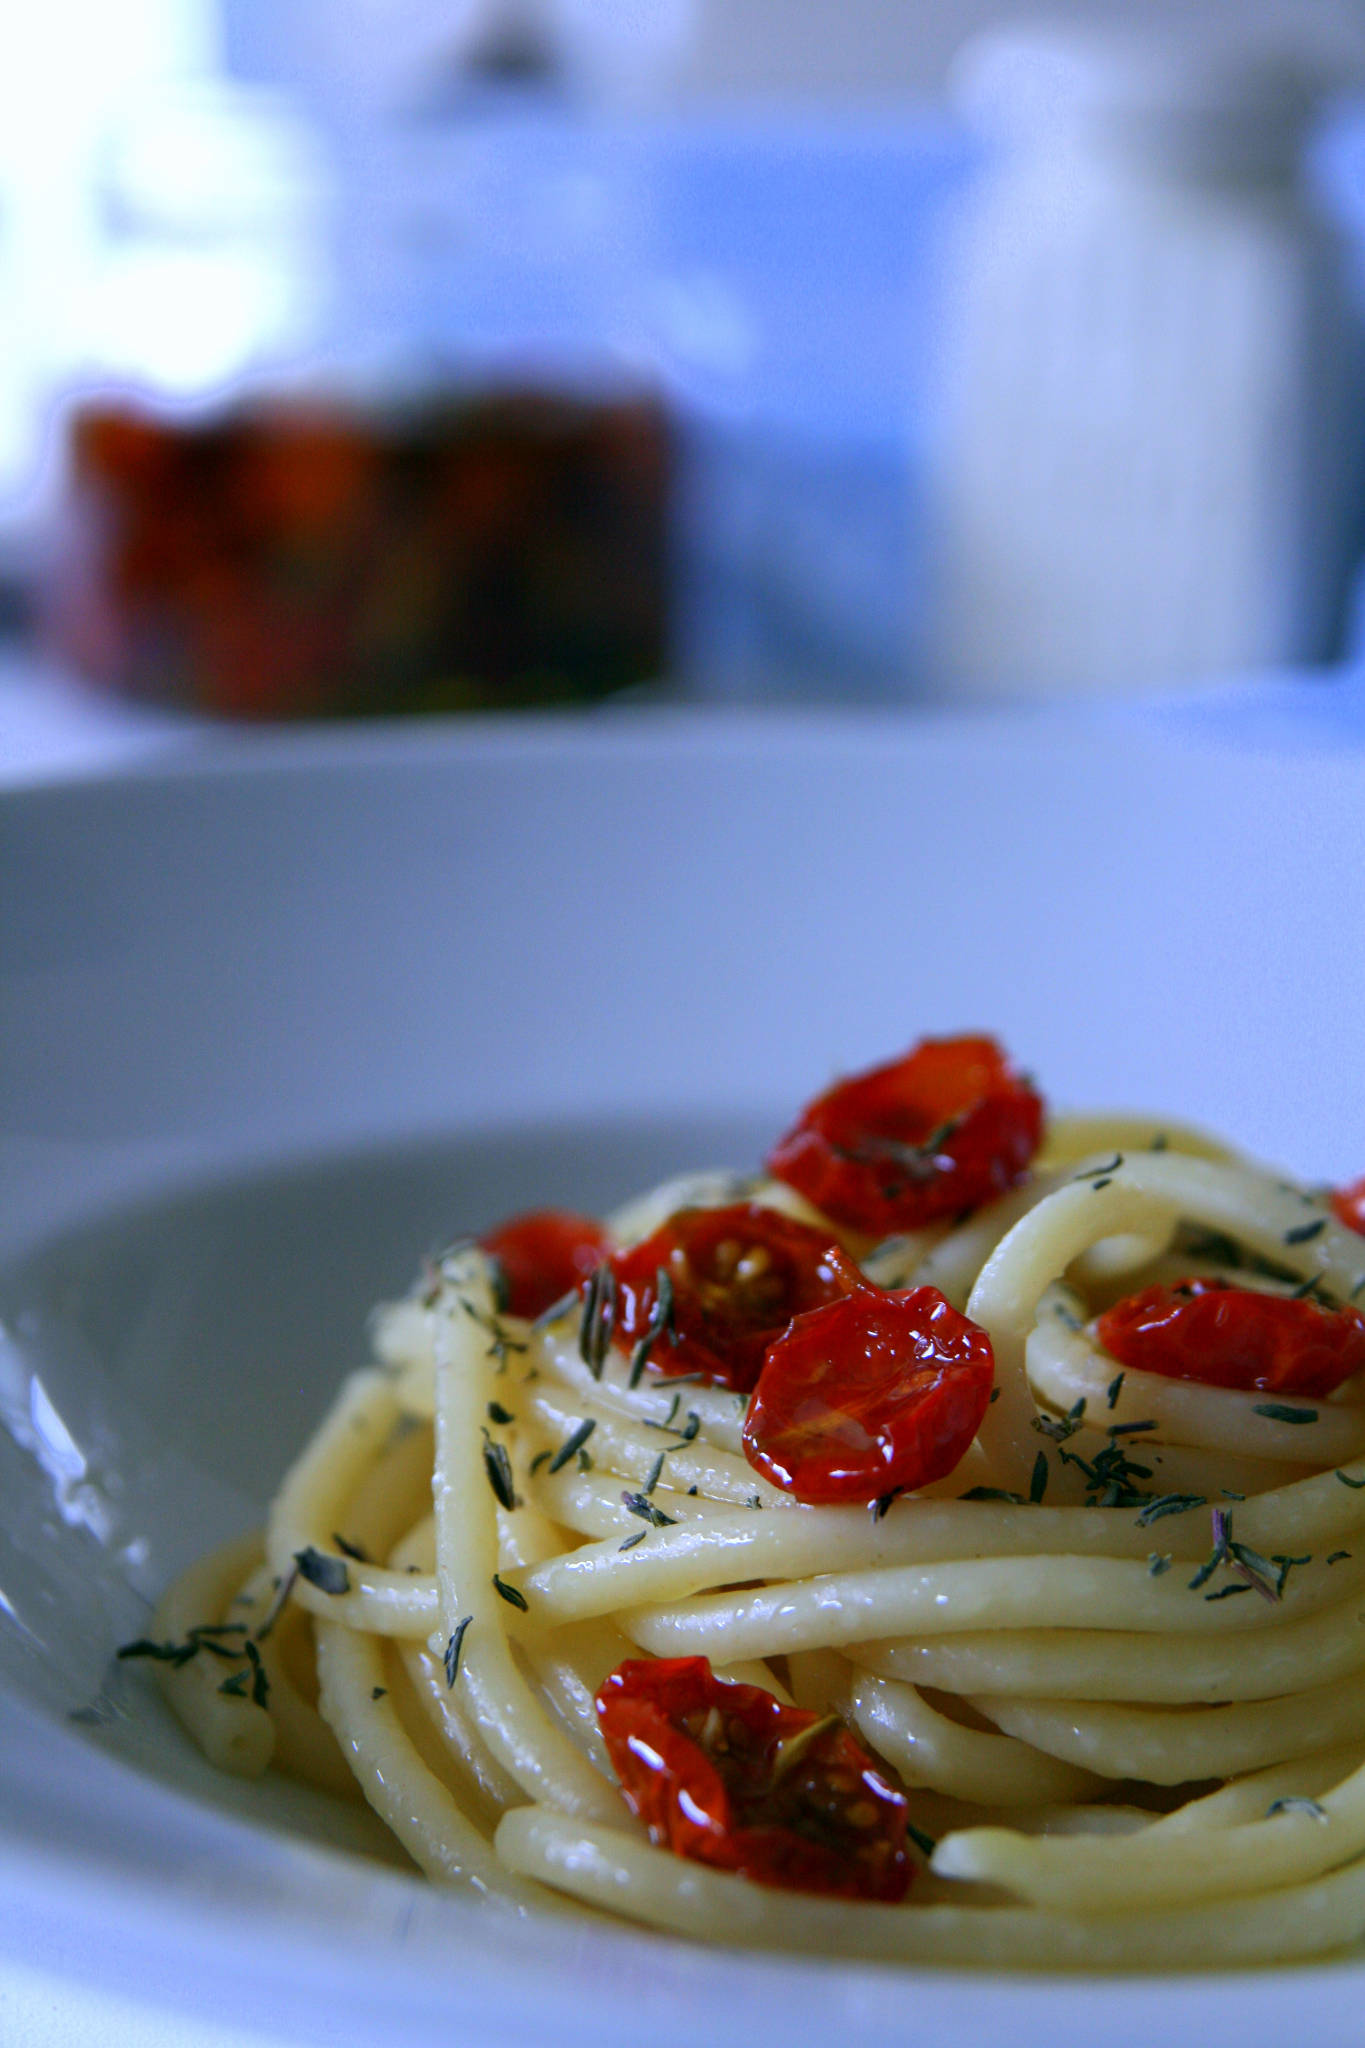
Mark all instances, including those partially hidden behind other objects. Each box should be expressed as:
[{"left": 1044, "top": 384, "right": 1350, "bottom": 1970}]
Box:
[{"left": 5, "top": 709, "right": 1365, "bottom": 2045}]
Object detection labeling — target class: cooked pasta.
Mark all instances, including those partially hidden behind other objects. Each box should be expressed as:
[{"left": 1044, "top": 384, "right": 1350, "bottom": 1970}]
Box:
[{"left": 131, "top": 1041, "right": 1365, "bottom": 1969}]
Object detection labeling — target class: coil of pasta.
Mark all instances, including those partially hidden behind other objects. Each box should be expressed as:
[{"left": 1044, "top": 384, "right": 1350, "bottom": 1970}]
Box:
[{"left": 128, "top": 1036, "right": 1365, "bottom": 1970}]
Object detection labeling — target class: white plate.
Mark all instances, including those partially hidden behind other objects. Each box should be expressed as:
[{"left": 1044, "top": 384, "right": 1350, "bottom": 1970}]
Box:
[{"left": 5, "top": 709, "right": 1365, "bottom": 2046}]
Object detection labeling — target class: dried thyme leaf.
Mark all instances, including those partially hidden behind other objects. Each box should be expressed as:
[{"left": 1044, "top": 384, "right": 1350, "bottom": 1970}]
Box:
[
  {"left": 532, "top": 1287, "right": 578, "bottom": 1330},
  {"left": 547, "top": 1418, "right": 596, "bottom": 1476},
  {"left": 253, "top": 1564, "right": 299, "bottom": 1642},
  {"left": 628, "top": 1268, "right": 677, "bottom": 1389},
  {"left": 1188, "top": 1508, "right": 1232, "bottom": 1592},
  {"left": 444, "top": 1616, "right": 472, "bottom": 1686},
  {"left": 481, "top": 1431, "right": 519, "bottom": 1510},
  {"left": 579, "top": 1263, "right": 617, "bottom": 1379},
  {"left": 1072, "top": 1153, "right": 1123, "bottom": 1181},
  {"left": 1267, "top": 1796, "right": 1328, "bottom": 1821},
  {"left": 116, "top": 1637, "right": 198, "bottom": 1669},
  {"left": 1271, "top": 1551, "right": 1312, "bottom": 1595},
  {"left": 645, "top": 1393, "right": 682, "bottom": 1433},
  {"left": 1253, "top": 1402, "right": 1319, "bottom": 1426},
  {"left": 295, "top": 1547, "right": 350, "bottom": 1596},
  {"left": 243, "top": 1639, "right": 269, "bottom": 1707},
  {"left": 1135, "top": 1493, "right": 1206, "bottom": 1527},
  {"left": 1032, "top": 1412, "right": 1081, "bottom": 1445},
  {"left": 621, "top": 1490, "right": 676, "bottom": 1528}
]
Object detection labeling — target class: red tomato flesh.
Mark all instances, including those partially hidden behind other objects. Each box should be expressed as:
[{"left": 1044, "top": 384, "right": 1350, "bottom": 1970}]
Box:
[
  {"left": 596, "top": 1656, "right": 911, "bottom": 1901},
  {"left": 1332, "top": 1177, "right": 1365, "bottom": 1237},
  {"left": 766, "top": 1034, "right": 1043, "bottom": 1235},
  {"left": 743, "top": 1284, "right": 995, "bottom": 1503},
  {"left": 1095, "top": 1279, "right": 1365, "bottom": 1399},
  {"left": 607, "top": 1203, "right": 864, "bottom": 1392},
  {"left": 478, "top": 1208, "right": 611, "bottom": 1320}
]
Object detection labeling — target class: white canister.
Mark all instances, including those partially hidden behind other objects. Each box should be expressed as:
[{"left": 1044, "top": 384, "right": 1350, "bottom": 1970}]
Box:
[{"left": 923, "top": 25, "right": 1363, "bottom": 697}]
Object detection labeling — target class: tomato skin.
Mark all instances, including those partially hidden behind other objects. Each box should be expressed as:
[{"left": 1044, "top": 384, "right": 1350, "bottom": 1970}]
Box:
[
  {"left": 606, "top": 1203, "right": 864, "bottom": 1393},
  {"left": 1095, "top": 1279, "right": 1365, "bottom": 1399},
  {"left": 596, "top": 1656, "right": 911, "bottom": 1901},
  {"left": 1332, "top": 1177, "right": 1365, "bottom": 1237},
  {"left": 478, "top": 1209, "right": 611, "bottom": 1320},
  {"left": 766, "top": 1034, "right": 1043, "bottom": 1234},
  {"left": 743, "top": 1285, "right": 995, "bottom": 1503}
]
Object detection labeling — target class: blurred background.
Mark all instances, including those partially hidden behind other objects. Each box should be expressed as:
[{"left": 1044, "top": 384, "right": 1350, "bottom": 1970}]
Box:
[{"left": 7, "top": 0, "right": 1365, "bottom": 744}]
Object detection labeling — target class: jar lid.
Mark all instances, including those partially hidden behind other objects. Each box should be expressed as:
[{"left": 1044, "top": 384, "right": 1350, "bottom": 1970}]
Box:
[{"left": 950, "top": 21, "right": 1321, "bottom": 173}]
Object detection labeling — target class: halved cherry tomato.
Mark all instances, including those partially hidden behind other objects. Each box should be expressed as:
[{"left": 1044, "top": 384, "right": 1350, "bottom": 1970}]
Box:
[
  {"left": 606, "top": 1203, "right": 864, "bottom": 1392},
  {"left": 479, "top": 1208, "right": 611, "bottom": 1319},
  {"left": 1332, "top": 1177, "right": 1365, "bottom": 1237},
  {"left": 743, "top": 1284, "right": 995, "bottom": 1503},
  {"left": 596, "top": 1656, "right": 911, "bottom": 1901},
  {"left": 1095, "top": 1278, "right": 1365, "bottom": 1398},
  {"left": 766, "top": 1034, "right": 1043, "bottom": 1235}
]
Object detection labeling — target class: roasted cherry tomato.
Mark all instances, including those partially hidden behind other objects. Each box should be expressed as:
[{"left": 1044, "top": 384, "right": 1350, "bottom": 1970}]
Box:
[
  {"left": 479, "top": 1208, "right": 611, "bottom": 1319},
  {"left": 596, "top": 1656, "right": 911, "bottom": 1901},
  {"left": 606, "top": 1203, "right": 864, "bottom": 1392},
  {"left": 1095, "top": 1278, "right": 1365, "bottom": 1398},
  {"left": 1332, "top": 1177, "right": 1365, "bottom": 1237},
  {"left": 743, "top": 1284, "right": 995, "bottom": 1503},
  {"left": 766, "top": 1034, "right": 1043, "bottom": 1235}
]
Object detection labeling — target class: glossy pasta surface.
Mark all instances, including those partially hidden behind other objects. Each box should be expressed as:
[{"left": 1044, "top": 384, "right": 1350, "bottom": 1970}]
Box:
[{"left": 138, "top": 1091, "right": 1365, "bottom": 1970}]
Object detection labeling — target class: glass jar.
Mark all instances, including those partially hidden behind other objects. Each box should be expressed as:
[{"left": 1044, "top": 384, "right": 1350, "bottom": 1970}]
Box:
[{"left": 924, "top": 25, "right": 1363, "bottom": 696}]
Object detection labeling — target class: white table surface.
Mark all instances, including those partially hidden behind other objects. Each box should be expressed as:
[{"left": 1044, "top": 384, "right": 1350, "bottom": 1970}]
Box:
[
  {"left": 8, "top": 639, "right": 1365, "bottom": 794},
  {"left": 0, "top": 647, "right": 202, "bottom": 786}
]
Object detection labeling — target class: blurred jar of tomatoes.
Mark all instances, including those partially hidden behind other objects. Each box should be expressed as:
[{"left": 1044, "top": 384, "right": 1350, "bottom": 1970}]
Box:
[
  {"left": 43, "top": 46, "right": 670, "bottom": 719},
  {"left": 53, "top": 391, "right": 668, "bottom": 717}
]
